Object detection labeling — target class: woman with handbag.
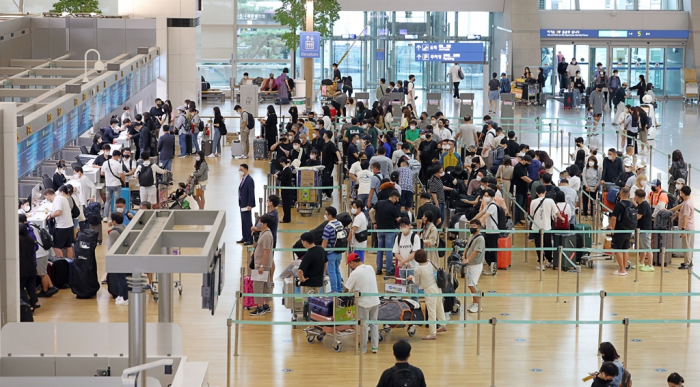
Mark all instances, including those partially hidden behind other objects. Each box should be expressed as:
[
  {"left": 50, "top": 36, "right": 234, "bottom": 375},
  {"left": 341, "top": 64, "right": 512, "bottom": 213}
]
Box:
[
  {"left": 210, "top": 106, "right": 226, "bottom": 158},
  {"left": 406, "top": 249, "right": 447, "bottom": 340},
  {"left": 191, "top": 151, "right": 209, "bottom": 209},
  {"left": 420, "top": 211, "right": 440, "bottom": 268},
  {"left": 348, "top": 199, "right": 368, "bottom": 262}
]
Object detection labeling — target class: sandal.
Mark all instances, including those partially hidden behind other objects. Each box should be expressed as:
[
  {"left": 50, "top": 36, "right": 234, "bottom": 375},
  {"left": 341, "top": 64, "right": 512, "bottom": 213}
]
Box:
[{"left": 422, "top": 335, "right": 437, "bottom": 340}]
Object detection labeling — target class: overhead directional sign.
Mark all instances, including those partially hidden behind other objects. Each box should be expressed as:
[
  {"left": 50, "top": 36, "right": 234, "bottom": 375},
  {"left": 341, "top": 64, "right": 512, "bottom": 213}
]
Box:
[
  {"left": 299, "top": 32, "right": 321, "bottom": 58},
  {"left": 414, "top": 42, "right": 484, "bottom": 63},
  {"left": 540, "top": 29, "right": 689, "bottom": 39}
]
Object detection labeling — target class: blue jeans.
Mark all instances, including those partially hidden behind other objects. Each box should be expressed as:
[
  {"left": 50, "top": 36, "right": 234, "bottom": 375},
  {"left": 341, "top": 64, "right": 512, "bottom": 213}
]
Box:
[
  {"left": 439, "top": 203, "right": 445, "bottom": 225},
  {"left": 178, "top": 134, "right": 188, "bottom": 156},
  {"left": 104, "top": 185, "right": 122, "bottom": 218},
  {"left": 327, "top": 252, "right": 343, "bottom": 293},
  {"left": 376, "top": 232, "right": 395, "bottom": 273},
  {"left": 192, "top": 132, "right": 201, "bottom": 152},
  {"left": 116, "top": 273, "right": 129, "bottom": 299},
  {"left": 514, "top": 193, "right": 526, "bottom": 224},
  {"left": 160, "top": 158, "right": 173, "bottom": 172},
  {"left": 213, "top": 128, "right": 222, "bottom": 154}
]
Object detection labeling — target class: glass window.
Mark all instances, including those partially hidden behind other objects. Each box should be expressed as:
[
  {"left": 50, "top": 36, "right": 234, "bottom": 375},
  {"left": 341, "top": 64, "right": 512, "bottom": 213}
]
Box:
[
  {"left": 334, "top": 11, "right": 365, "bottom": 36},
  {"left": 237, "top": 28, "right": 291, "bottom": 60},
  {"left": 199, "top": 63, "right": 232, "bottom": 88},
  {"left": 630, "top": 47, "right": 647, "bottom": 91},
  {"left": 332, "top": 42, "right": 364, "bottom": 88},
  {"left": 639, "top": 0, "right": 680, "bottom": 9},
  {"left": 648, "top": 48, "right": 665, "bottom": 95},
  {"left": 666, "top": 47, "right": 684, "bottom": 96},
  {"left": 541, "top": 0, "right": 575, "bottom": 9},
  {"left": 237, "top": 0, "right": 282, "bottom": 25},
  {"left": 579, "top": 0, "right": 614, "bottom": 9},
  {"left": 395, "top": 11, "right": 426, "bottom": 23},
  {"left": 396, "top": 42, "right": 424, "bottom": 87},
  {"left": 457, "top": 12, "right": 490, "bottom": 37},
  {"left": 236, "top": 62, "right": 290, "bottom": 81},
  {"left": 615, "top": 0, "right": 635, "bottom": 9},
  {"left": 611, "top": 47, "right": 630, "bottom": 86}
]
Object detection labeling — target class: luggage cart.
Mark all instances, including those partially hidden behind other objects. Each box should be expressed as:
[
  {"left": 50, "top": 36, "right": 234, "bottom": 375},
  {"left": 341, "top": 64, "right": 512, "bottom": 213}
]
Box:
[
  {"left": 296, "top": 166, "right": 324, "bottom": 216},
  {"left": 378, "top": 271, "right": 421, "bottom": 338},
  {"left": 303, "top": 296, "right": 356, "bottom": 353},
  {"left": 527, "top": 84, "right": 539, "bottom": 106}
]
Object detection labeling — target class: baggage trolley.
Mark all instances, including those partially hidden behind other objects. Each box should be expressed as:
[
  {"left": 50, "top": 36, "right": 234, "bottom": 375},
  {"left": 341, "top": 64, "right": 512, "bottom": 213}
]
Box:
[
  {"left": 379, "top": 271, "right": 421, "bottom": 338},
  {"left": 527, "top": 84, "right": 539, "bottom": 106},
  {"left": 303, "top": 296, "right": 356, "bottom": 353},
  {"left": 296, "top": 166, "right": 324, "bottom": 216}
]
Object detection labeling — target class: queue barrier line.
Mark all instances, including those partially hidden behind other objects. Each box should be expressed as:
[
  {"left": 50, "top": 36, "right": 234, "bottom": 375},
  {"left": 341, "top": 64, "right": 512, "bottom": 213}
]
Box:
[
  {"left": 266, "top": 185, "right": 341, "bottom": 190},
  {"left": 445, "top": 228, "right": 700, "bottom": 234},
  {"left": 239, "top": 291, "right": 700, "bottom": 299},
  {"left": 229, "top": 320, "right": 358, "bottom": 326}
]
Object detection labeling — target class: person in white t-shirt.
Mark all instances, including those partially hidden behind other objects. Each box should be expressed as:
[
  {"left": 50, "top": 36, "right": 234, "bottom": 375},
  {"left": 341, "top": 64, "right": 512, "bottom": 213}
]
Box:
[
  {"left": 529, "top": 184, "right": 566, "bottom": 270},
  {"left": 455, "top": 115, "right": 478, "bottom": 150},
  {"left": 44, "top": 187, "right": 75, "bottom": 258},
  {"left": 349, "top": 200, "right": 368, "bottom": 262},
  {"left": 393, "top": 218, "right": 422, "bottom": 269},
  {"left": 354, "top": 160, "right": 373, "bottom": 206},
  {"left": 344, "top": 252, "right": 380, "bottom": 354},
  {"left": 101, "top": 149, "right": 125, "bottom": 222},
  {"left": 407, "top": 75, "right": 416, "bottom": 102}
]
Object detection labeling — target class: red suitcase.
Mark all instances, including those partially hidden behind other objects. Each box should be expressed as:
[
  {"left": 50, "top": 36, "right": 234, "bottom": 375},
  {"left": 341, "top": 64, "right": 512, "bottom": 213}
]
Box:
[
  {"left": 243, "top": 275, "right": 257, "bottom": 310},
  {"left": 497, "top": 235, "right": 512, "bottom": 269}
]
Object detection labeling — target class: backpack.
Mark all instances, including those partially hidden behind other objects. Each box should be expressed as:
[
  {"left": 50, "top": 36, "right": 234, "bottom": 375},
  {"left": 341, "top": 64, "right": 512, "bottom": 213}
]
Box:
[
  {"left": 666, "top": 193, "right": 677, "bottom": 209},
  {"left": 244, "top": 111, "right": 255, "bottom": 130},
  {"left": 331, "top": 220, "right": 348, "bottom": 248},
  {"left": 432, "top": 261, "right": 447, "bottom": 289},
  {"left": 287, "top": 78, "right": 295, "bottom": 90},
  {"left": 70, "top": 197, "right": 80, "bottom": 219},
  {"left": 407, "top": 157, "right": 421, "bottom": 175},
  {"left": 404, "top": 81, "right": 410, "bottom": 95},
  {"left": 672, "top": 163, "right": 688, "bottom": 181},
  {"left": 554, "top": 204, "right": 570, "bottom": 230},
  {"left": 138, "top": 163, "right": 155, "bottom": 187},
  {"left": 487, "top": 202, "right": 508, "bottom": 230},
  {"left": 31, "top": 224, "right": 53, "bottom": 250},
  {"left": 198, "top": 120, "right": 205, "bottom": 132},
  {"left": 181, "top": 115, "right": 192, "bottom": 133},
  {"left": 618, "top": 201, "right": 638, "bottom": 230},
  {"left": 437, "top": 237, "right": 446, "bottom": 257},
  {"left": 457, "top": 66, "right": 465, "bottom": 80},
  {"left": 388, "top": 366, "right": 420, "bottom": 387},
  {"left": 86, "top": 202, "right": 102, "bottom": 225},
  {"left": 500, "top": 78, "right": 511, "bottom": 93}
]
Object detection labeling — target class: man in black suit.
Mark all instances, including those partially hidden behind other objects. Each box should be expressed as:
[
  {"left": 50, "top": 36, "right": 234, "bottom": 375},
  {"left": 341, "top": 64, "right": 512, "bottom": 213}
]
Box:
[
  {"left": 238, "top": 164, "right": 256, "bottom": 245},
  {"left": 278, "top": 157, "right": 294, "bottom": 223}
]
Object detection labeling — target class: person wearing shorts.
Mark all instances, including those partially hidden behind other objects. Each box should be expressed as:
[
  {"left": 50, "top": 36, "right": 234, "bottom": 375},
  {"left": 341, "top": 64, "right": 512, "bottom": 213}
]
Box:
[
  {"left": 44, "top": 187, "right": 75, "bottom": 258},
  {"left": 609, "top": 187, "right": 634, "bottom": 276},
  {"left": 20, "top": 214, "right": 59, "bottom": 297},
  {"left": 462, "top": 219, "right": 485, "bottom": 313},
  {"left": 632, "top": 188, "right": 655, "bottom": 271},
  {"left": 487, "top": 72, "right": 500, "bottom": 114}
]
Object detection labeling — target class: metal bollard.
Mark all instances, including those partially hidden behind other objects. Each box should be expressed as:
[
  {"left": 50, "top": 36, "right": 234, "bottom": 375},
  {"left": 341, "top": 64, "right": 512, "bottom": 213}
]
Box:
[
  {"left": 598, "top": 290, "right": 606, "bottom": 350},
  {"left": 576, "top": 265, "right": 581, "bottom": 327},
  {"left": 227, "top": 318, "right": 232, "bottom": 387},
  {"left": 689, "top": 163, "right": 693, "bottom": 187},
  {"left": 490, "top": 317, "right": 497, "bottom": 387},
  {"left": 477, "top": 291, "right": 484, "bottom": 356},
  {"left": 539, "top": 229, "right": 544, "bottom": 282},
  {"left": 355, "top": 291, "right": 360, "bottom": 356},
  {"left": 524, "top": 216, "right": 529, "bottom": 263},
  {"left": 688, "top": 267, "right": 693, "bottom": 328},
  {"left": 263, "top": 184, "right": 268, "bottom": 209},
  {"left": 602, "top": 123, "right": 606, "bottom": 149},
  {"left": 548, "top": 123, "right": 552, "bottom": 156},
  {"left": 556, "top": 246, "right": 563, "bottom": 303},
  {"left": 234, "top": 291, "right": 241, "bottom": 357},
  {"left": 463, "top": 275, "right": 469, "bottom": 328},
  {"left": 578, "top": 190, "right": 583, "bottom": 224},
  {"left": 559, "top": 130, "right": 563, "bottom": 167},
  {"left": 634, "top": 229, "right": 640, "bottom": 282},
  {"left": 622, "top": 317, "right": 629, "bottom": 367},
  {"left": 660, "top": 247, "right": 666, "bottom": 303},
  {"left": 594, "top": 201, "right": 601, "bottom": 247},
  {"left": 358, "top": 319, "right": 364, "bottom": 387}
]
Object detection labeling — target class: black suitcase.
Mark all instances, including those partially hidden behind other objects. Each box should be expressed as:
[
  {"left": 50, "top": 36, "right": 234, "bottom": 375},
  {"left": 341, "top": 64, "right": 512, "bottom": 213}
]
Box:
[
  {"left": 20, "top": 301, "right": 33, "bottom": 322},
  {"left": 552, "top": 233, "right": 577, "bottom": 270},
  {"left": 71, "top": 230, "right": 100, "bottom": 299},
  {"left": 653, "top": 233, "right": 673, "bottom": 266},
  {"left": 52, "top": 258, "right": 73, "bottom": 288},
  {"left": 564, "top": 92, "right": 574, "bottom": 110},
  {"left": 539, "top": 92, "right": 547, "bottom": 106},
  {"left": 203, "top": 139, "right": 213, "bottom": 156}
]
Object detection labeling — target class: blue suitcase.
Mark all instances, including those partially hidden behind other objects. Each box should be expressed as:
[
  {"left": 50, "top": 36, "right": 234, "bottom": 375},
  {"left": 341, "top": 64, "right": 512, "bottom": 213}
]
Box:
[{"left": 308, "top": 296, "right": 334, "bottom": 317}]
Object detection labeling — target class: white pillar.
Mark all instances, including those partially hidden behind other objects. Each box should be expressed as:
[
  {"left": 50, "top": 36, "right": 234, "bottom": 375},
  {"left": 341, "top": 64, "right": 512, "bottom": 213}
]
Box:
[{"left": 0, "top": 103, "right": 20, "bottom": 326}]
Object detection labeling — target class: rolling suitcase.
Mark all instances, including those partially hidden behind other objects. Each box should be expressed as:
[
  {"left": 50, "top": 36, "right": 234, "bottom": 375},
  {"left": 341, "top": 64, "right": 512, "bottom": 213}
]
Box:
[
  {"left": 539, "top": 92, "right": 547, "bottom": 106},
  {"left": 203, "top": 139, "right": 213, "bottom": 156},
  {"left": 552, "top": 233, "right": 577, "bottom": 270},
  {"left": 243, "top": 275, "right": 257, "bottom": 310},
  {"left": 52, "top": 258, "right": 73, "bottom": 289},
  {"left": 652, "top": 233, "right": 673, "bottom": 266},
  {"left": 670, "top": 226, "right": 684, "bottom": 257},
  {"left": 254, "top": 138, "right": 268, "bottom": 160},
  {"left": 497, "top": 235, "right": 512, "bottom": 269},
  {"left": 564, "top": 92, "right": 574, "bottom": 110},
  {"left": 574, "top": 223, "right": 592, "bottom": 263},
  {"left": 231, "top": 140, "right": 243, "bottom": 158},
  {"left": 308, "top": 296, "right": 334, "bottom": 317}
]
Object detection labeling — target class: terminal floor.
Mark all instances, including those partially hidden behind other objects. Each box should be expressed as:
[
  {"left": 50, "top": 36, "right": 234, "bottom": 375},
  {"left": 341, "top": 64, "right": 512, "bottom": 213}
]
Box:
[{"left": 34, "top": 94, "right": 700, "bottom": 386}]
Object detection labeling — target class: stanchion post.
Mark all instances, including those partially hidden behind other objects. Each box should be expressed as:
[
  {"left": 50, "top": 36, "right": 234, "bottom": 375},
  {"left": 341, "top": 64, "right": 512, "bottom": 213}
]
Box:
[
  {"left": 355, "top": 291, "right": 360, "bottom": 356},
  {"left": 227, "top": 318, "right": 232, "bottom": 387},
  {"left": 660, "top": 247, "right": 666, "bottom": 303},
  {"left": 634, "top": 229, "right": 640, "bottom": 282},
  {"left": 548, "top": 123, "right": 552, "bottom": 155},
  {"left": 524, "top": 215, "right": 529, "bottom": 264},
  {"left": 594, "top": 201, "right": 601, "bottom": 247},
  {"left": 559, "top": 130, "right": 563, "bottom": 167},
  {"left": 477, "top": 291, "right": 483, "bottom": 356},
  {"left": 689, "top": 163, "right": 692, "bottom": 186},
  {"left": 463, "top": 275, "right": 469, "bottom": 328},
  {"left": 598, "top": 290, "right": 606, "bottom": 350},
  {"left": 668, "top": 154, "right": 672, "bottom": 186},
  {"left": 576, "top": 265, "right": 581, "bottom": 327},
  {"left": 578, "top": 190, "right": 583, "bottom": 223},
  {"left": 649, "top": 146, "right": 654, "bottom": 178},
  {"left": 539, "top": 229, "right": 544, "bottom": 282},
  {"left": 623, "top": 317, "right": 629, "bottom": 367},
  {"left": 688, "top": 267, "right": 693, "bottom": 328},
  {"left": 358, "top": 319, "right": 364, "bottom": 387},
  {"left": 602, "top": 123, "right": 606, "bottom": 148},
  {"left": 490, "top": 317, "right": 497, "bottom": 387},
  {"left": 556, "top": 246, "right": 562, "bottom": 303},
  {"left": 263, "top": 184, "right": 268, "bottom": 210},
  {"left": 234, "top": 291, "right": 241, "bottom": 357}
]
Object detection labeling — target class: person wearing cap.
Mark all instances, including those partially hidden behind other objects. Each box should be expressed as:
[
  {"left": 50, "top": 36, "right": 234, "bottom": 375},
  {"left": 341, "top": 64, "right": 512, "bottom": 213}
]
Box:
[
  {"left": 343, "top": 252, "right": 380, "bottom": 353},
  {"left": 175, "top": 105, "right": 189, "bottom": 158},
  {"left": 362, "top": 135, "right": 375, "bottom": 159},
  {"left": 613, "top": 158, "right": 635, "bottom": 188},
  {"left": 624, "top": 160, "right": 646, "bottom": 188},
  {"left": 647, "top": 179, "right": 669, "bottom": 222}
]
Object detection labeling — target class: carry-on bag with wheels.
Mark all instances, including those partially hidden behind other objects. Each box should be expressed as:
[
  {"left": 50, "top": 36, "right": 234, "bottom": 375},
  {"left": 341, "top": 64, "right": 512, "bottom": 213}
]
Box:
[
  {"left": 52, "top": 258, "right": 73, "bottom": 289},
  {"left": 308, "top": 296, "right": 334, "bottom": 317},
  {"left": 552, "top": 233, "right": 577, "bottom": 270},
  {"left": 70, "top": 230, "right": 100, "bottom": 299},
  {"left": 243, "top": 275, "right": 257, "bottom": 309},
  {"left": 669, "top": 226, "right": 684, "bottom": 257},
  {"left": 652, "top": 233, "right": 673, "bottom": 266},
  {"left": 497, "top": 235, "right": 512, "bottom": 269},
  {"left": 203, "top": 139, "right": 213, "bottom": 156},
  {"left": 574, "top": 223, "right": 592, "bottom": 262},
  {"left": 564, "top": 92, "right": 574, "bottom": 110},
  {"left": 231, "top": 140, "right": 243, "bottom": 158},
  {"left": 254, "top": 138, "right": 268, "bottom": 159}
]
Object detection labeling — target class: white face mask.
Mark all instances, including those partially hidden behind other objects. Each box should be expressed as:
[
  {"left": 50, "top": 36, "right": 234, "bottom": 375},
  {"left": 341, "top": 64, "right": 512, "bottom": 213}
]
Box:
[
  {"left": 676, "top": 184, "right": 683, "bottom": 190},
  {"left": 410, "top": 126, "right": 416, "bottom": 130},
  {"left": 23, "top": 205, "right": 30, "bottom": 212},
  {"left": 355, "top": 140, "right": 361, "bottom": 146},
  {"left": 431, "top": 120, "right": 437, "bottom": 125},
  {"left": 116, "top": 207, "right": 125, "bottom": 213},
  {"left": 293, "top": 145, "right": 300, "bottom": 150},
  {"left": 444, "top": 145, "right": 451, "bottom": 150},
  {"left": 288, "top": 136, "right": 294, "bottom": 141},
  {"left": 476, "top": 176, "right": 482, "bottom": 181},
  {"left": 324, "top": 215, "right": 328, "bottom": 221},
  {"left": 518, "top": 152, "right": 525, "bottom": 157},
  {"left": 589, "top": 161, "right": 595, "bottom": 167},
  {"left": 196, "top": 156, "right": 201, "bottom": 161},
  {"left": 439, "top": 172, "right": 445, "bottom": 177},
  {"left": 401, "top": 227, "right": 411, "bottom": 235},
  {"left": 60, "top": 169, "right": 66, "bottom": 174},
  {"left": 483, "top": 197, "right": 491, "bottom": 203},
  {"left": 420, "top": 135, "right": 426, "bottom": 140},
  {"left": 608, "top": 155, "right": 614, "bottom": 160},
  {"left": 239, "top": 171, "right": 245, "bottom": 177},
  {"left": 362, "top": 124, "right": 368, "bottom": 129},
  {"left": 351, "top": 208, "right": 358, "bottom": 215},
  {"left": 625, "top": 167, "right": 631, "bottom": 172},
  {"left": 310, "top": 154, "right": 316, "bottom": 160}
]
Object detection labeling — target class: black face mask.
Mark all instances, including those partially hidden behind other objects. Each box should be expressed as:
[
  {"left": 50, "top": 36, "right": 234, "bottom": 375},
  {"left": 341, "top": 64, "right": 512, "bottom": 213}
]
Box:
[
  {"left": 469, "top": 228, "right": 478, "bottom": 235},
  {"left": 472, "top": 164, "right": 478, "bottom": 169}
]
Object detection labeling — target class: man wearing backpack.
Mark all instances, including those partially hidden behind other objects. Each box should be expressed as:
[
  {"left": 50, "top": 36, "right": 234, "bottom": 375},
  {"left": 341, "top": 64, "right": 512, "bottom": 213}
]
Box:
[
  {"left": 609, "top": 187, "right": 637, "bottom": 276},
  {"left": 235, "top": 104, "right": 253, "bottom": 159},
  {"left": 376, "top": 340, "right": 427, "bottom": 387},
  {"left": 175, "top": 106, "right": 190, "bottom": 158},
  {"left": 134, "top": 151, "right": 165, "bottom": 205},
  {"left": 322, "top": 206, "right": 347, "bottom": 293},
  {"left": 191, "top": 109, "right": 202, "bottom": 154}
]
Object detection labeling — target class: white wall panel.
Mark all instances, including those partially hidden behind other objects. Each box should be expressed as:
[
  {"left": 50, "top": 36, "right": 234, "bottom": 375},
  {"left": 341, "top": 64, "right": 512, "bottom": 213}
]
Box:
[
  {"left": 200, "top": 0, "right": 234, "bottom": 25},
  {"left": 201, "top": 25, "right": 234, "bottom": 61},
  {"left": 336, "top": 0, "right": 504, "bottom": 12}
]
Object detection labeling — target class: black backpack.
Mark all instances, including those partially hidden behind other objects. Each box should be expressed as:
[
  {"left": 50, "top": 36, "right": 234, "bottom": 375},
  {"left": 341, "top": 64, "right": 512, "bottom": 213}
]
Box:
[
  {"left": 437, "top": 237, "right": 447, "bottom": 257},
  {"left": 488, "top": 202, "right": 507, "bottom": 230},
  {"left": 244, "top": 111, "right": 255, "bottom": 129},
  {"left": 618, "top": 201, "right": 638, "bottom": 230},
  {"left": 138, "top": 164, "right": 155, "bottom": 187},
  {"left": 287, "top": 78, "right": 295, "bottom": 90},
  {"left": 31, "top": 224, "right": 53, "bottom": 250},
  {"left": 70, "top": 198, "right": 80, "bottom": 219},
  {"left": 666, "top": 193, "right": 678, "bottom": 209},
  {"left": 389, "top": 367, "right": 419, "bottom": 387},
  {"left": 331, "top": 220, "right": 348, "bottom": 248}
]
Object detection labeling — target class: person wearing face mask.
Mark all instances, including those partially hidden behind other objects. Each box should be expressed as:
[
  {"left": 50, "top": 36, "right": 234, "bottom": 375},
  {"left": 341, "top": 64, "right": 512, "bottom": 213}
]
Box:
[
  {"left": 461, "top": 219, "right": 485, "bottom": 312},
  {"left": 277, "top": 158, "right": 294, "bottom": 223},
  {"left": 589, "top": 85, "right": 606, "bottom": 132},
  {"left": 101, "top": 150, "right": 124, "bottom": 222},
  {"left": 427, "top": 165, "right": 449, "bottom": 222},
  {"left": 305, "top": 149, "right": 321, "bottom": 167},
  {"left": 418, "top": 132, "right": 438, "bottom": 184},
  {"left": 52, "top": 160, "right": 68, "bottom": 191},
  {"left": 134, "top": 151, "right": 165, "bottom": 206},
  {"left": 289, "top": 139, "right": 308, "bottom": 167},
  {"left": 404, "top": 120, "right": 420, "bottom": 145},
  {"left": 455, "top": 115, "right": 478, "bottom": 151},
  {"left": 391, "top": 142, "right": 410, "bottom": 171},
  {"left": 120, "top": 149, "right": 136, "bottom": 180},
  {"left": 601, "top": 148, "right": 623, "bottom": 186},
  {"left": 343, "top": 117, "right": 364, "bottom": 145},
  {"left": 346, "top": 134, "right": 362, "bottom": 170},
  {"left": 613, "top": 159, "right": 635, "bottom": 188},
  {"left": 440, "top": 140, "right": 462, "bottom": 170},
  {"left": 647, "top": 179, "right": 669, "bottom": 222},
  {"left": 348, "top": 200, "right": 369, "bottom": 262},
  {"left": 270, "top": 133, "right": 293, "bottom": 174},
  {"left": 114, "top": 197, "right": 136, "bottom": 226},
  {"left": 393, "top": 217, "right": 422, "bottom": 279},
  {"left": 102, "top": 118, "right": 121, "bottom": 146},
  {"left": 18, "top": 199, "right": 30, "bottom": 215},
  {"left": 368, "top": 191, "right": 401, "bottom": 275}
]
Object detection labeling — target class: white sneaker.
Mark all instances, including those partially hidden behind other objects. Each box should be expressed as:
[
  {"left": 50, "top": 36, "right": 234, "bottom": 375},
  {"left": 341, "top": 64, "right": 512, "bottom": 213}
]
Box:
[
  {"left": 102, "top": 217, "right": 109, "bottom": 223},
  {"left": 206, "top": 154, "right": 216, "bottom": 158},
  {"left": 241, "top": 155, "right": 248, "bottom": 159},
  {"left": 115, "top": 296, "right": 128, "bottom": 305},
  {"left": 468, "top": 303, "right": 480, "bottom": 313},
  {"left": 545, "top": 262, "right": 552, "bottom": 268},
  {"left": 535, "top": 265, "right": 545, "bottom": 271}
]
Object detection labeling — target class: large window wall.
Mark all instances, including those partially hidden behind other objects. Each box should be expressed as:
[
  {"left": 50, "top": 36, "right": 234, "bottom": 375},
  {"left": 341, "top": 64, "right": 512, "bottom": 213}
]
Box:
[{"left": 541, "top": 0, "right": 682, "bottom": 9}]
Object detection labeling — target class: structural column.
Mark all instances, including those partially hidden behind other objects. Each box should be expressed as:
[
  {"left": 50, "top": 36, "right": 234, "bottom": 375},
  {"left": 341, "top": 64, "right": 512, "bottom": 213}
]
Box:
[
  {"left": 304, "top": 0, "right": 314, "bottom": 111},
  {"left": 0, "top": 103, "right": 20, "bottom": 326}
]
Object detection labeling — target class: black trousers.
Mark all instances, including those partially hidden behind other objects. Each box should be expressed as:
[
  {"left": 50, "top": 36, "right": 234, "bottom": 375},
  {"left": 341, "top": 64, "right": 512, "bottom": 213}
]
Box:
[
  {"left": 453, "top": 82, "right": 460, "bottom": 98},
  {"left": 322, "top": 166, "right": 334, "bottom": 197},
  {"left": 20, "top": 275, "right": 38, "bottom": 307},
  {"left": 330, "top": 101, "right": 346, "bottom": 117},
  {"left": 533, "top": 232, "right": 553, "bottom": 262},
  {"left": 484, "top": 233, "right": 499, "bottom": 266},
  {"left": 281, "top": 190, "right": 293, "bottom": 222}
]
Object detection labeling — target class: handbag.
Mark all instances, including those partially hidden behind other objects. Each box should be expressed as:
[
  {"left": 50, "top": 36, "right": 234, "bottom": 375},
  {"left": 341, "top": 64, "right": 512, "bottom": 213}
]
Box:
[
  {"left": 195, "top": 184, "right": 204, "bottom": 198},
  {"left": 354, "top": 229, "right": 368, "bottom": 243}
]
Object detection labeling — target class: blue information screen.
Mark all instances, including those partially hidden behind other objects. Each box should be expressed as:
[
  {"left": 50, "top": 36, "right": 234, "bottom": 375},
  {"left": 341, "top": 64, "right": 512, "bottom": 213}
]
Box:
[
  {"left": 414, "top": 42, "right": 484, "bottom": 63},
  {"left": 540, "top": 29, "right": 689, "bottom": 39}
]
